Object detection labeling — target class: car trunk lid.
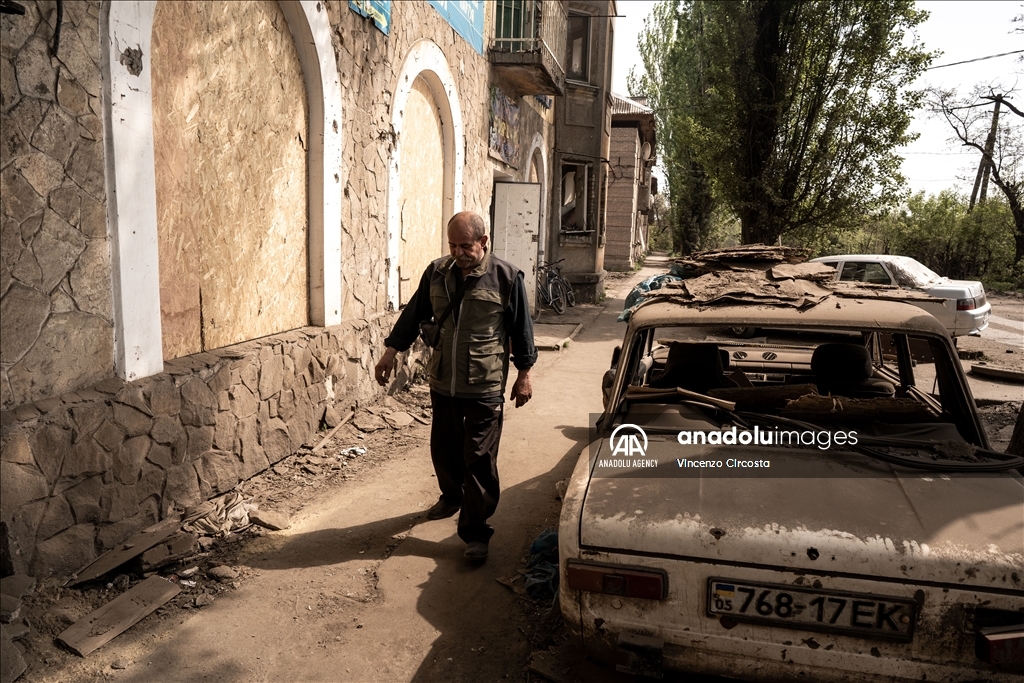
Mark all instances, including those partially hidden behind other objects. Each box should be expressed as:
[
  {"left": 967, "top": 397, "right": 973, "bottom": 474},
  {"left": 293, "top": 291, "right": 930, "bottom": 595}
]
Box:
[{"left": 579, "top": 437, "right": 1024, "bottom": 589}]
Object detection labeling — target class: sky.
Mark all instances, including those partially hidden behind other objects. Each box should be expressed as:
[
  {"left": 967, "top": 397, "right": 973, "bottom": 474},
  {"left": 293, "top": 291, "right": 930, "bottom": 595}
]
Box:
[{"left": 610, "top": 0, "right": 1023, "bottom": 198}]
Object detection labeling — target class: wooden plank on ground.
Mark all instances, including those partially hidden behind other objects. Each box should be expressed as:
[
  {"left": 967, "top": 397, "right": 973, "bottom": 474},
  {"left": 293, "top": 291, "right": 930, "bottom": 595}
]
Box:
[
  {"left": 312, "top": 409, "right": 355, "bottom": 451},
  {"left": 67, "top": 515, "right": 182, "bottom": 587},
  {"left": 57, "top": 576, "right": 180, "bottom": 657}
]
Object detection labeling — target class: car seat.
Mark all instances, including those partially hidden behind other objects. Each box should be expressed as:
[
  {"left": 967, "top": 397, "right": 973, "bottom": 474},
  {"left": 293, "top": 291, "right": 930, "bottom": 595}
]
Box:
[
  {"left": 811, "top": 343, "right": 895, "bottom": 398},
  {"left": 649, "top": 343, "right": 736, "bottom": 394}
]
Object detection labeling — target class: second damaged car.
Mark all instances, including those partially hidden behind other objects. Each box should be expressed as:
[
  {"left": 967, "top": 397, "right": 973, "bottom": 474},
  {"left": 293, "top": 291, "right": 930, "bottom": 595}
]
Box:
[{"left": 559, "top": 250, "right": 1023, "bottom": 682}]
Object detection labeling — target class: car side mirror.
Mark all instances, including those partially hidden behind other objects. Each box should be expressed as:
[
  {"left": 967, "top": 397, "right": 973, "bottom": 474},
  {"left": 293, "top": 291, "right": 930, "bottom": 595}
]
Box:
[{"left": 610, "top": 345, "right": 621, "bottom": 369}]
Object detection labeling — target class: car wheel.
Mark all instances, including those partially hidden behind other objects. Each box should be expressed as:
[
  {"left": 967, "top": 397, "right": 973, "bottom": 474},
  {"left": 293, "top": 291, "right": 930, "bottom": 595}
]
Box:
[{"left": 729, "top": 326, "right": 757, "bottom": 338}]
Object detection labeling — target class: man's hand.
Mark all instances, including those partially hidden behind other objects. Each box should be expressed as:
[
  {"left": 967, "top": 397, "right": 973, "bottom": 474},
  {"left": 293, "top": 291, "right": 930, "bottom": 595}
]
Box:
[
  {"left": 374, "top": 347, "right": 399, "bottom": 386},
  {"left": 510, "top": 369, "right": 533, "bottom": 408}
]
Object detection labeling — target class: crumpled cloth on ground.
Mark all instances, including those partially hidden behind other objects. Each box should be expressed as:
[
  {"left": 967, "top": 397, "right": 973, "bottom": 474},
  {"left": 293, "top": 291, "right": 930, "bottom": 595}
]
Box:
[
  {"left": 182, "top": 490, "right": 255, "bottom": 536},
  {"left": 524, "top": 528, "right": 560, "bottom": 601},
  {"left": 618, "top": 274, "right": 683, "bottom": 322}
]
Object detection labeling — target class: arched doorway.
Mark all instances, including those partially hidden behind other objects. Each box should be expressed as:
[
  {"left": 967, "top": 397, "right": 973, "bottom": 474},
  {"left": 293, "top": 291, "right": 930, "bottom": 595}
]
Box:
[
  {"left": 386, "top": 40, "right": 464, "bottom": 310},
  {"left": 396, "top": 76, "right": 445, "bottom": 305}
]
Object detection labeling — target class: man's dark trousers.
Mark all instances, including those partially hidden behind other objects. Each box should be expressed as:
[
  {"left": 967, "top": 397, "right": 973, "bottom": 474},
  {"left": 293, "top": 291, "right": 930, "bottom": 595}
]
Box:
[{"left": 429, "top": 391, "right": 503, "bottom": 543}]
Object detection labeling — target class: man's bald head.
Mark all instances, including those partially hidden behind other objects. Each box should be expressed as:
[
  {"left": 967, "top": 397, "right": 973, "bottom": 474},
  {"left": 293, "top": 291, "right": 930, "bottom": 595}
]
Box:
[{"left": 448, "top": 211, "right": 487, "bottom": 241}]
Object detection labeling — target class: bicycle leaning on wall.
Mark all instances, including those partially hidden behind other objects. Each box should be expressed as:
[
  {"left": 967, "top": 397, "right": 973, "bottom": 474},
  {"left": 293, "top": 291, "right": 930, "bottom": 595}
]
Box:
[{"left": 536, "top": 259, "right": 576, "bottom": 315}]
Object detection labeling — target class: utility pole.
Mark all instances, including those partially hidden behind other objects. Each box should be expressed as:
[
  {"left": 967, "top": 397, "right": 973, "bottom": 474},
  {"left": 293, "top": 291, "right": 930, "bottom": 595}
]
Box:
[{"left": 968, "top": 98, "right": 1001, "bottom": 212}]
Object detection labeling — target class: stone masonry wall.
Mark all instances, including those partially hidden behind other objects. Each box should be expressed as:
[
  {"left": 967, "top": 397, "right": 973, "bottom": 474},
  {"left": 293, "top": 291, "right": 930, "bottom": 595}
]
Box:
[
  {"left": 331, "top": 0, "right": 493, "bottom": 321},
  {"left": 0, "top": 0, "right": 544, "bottom": 578},
  {"left": 1, "top": 1, "right": 113, "bottom": 412},
  {"left": 0, "top": 324, "right": 392, "bottom": 577}
]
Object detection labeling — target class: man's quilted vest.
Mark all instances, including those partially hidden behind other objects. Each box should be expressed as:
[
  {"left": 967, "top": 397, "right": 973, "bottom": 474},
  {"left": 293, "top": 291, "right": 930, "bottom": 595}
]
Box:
[{"left": 426, "top": 252, "right": 520, "bottom": 397}]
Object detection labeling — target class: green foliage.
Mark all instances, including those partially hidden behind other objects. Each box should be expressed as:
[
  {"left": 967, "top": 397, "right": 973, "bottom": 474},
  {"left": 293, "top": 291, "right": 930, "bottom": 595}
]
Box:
[{"left": 632, "top": 1, "right": 934, "bottom": 247}]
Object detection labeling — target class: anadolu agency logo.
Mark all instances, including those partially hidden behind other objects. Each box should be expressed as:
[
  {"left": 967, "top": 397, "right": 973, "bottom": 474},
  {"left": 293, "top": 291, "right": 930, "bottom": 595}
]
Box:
[{"left": 609, "top": 424, "right": 648, "bottom": 458}]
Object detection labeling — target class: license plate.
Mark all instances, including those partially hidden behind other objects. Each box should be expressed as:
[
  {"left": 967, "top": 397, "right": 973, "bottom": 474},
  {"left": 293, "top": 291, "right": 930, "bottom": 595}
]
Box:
[{"left": 707, "top": 578, "right": 916, "bottom": 641}]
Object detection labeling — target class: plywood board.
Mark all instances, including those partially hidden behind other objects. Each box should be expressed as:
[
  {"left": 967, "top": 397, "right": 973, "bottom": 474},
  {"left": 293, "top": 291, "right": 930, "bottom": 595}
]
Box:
[
  {"left": 398, "top": 77, "right": 445, "bottom": 306},
  {"left": 152, "top": 0, "right": 308, "bottom": 359},
  {"left": 67, "top": 516, "right": 182, "bottom": 587},
  {"left": 57, "top": 576, "right": 180, "bottom": 656}
]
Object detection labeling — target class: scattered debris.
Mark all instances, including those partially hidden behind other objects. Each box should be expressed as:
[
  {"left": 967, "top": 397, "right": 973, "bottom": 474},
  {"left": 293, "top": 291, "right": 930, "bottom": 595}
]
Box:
[
  {"left": 383, "top": 411, "right": 415, "bottom": 429},
  {"left": 524, "top": 529, "right": 560, "bottom": 602},
  {"left": 135, "top": 532, "right": 198, "bottom": 573},
  {"left": 353, "top": 412, "right": 387, "bottom": 432},
  {"left": 339, "top": 447, "right": 367, "bottom": 458},
  {"left": 249, "top": 508, "right": 291, "bottom": 531},
  {"left": 194, "top": 594, "right": 215, "bottom": 608},
  {"left": 178, "top": 566, "right": 199, "bottom": 578},
  {"left": 312, "top": 408, "right": 355, "bottom": 450},
  {"left": 0, "top": 576, "right": 36, "bottom": 601},
  {"left": 67, "top": 515, "right": 183, "bottom": 587},
  {"left": 1, "top": 623, "right": 27, "bottom": 683},
  {"left": 207, "top": 566, "right": 238, "bottom": 583},
  {"left": 0, "top": 594, "right": 21, "bottom": 624},
  {"left": 111, "top": 660, "right": 130, "bottom": 670},
  {"left": 970, "top": 363, "right": 1024, "bottom": 383},
  {"left": 183, "top": 491, "right": 254, "bottom": 536},
  {"left": 323, "top": 405, "right": 343, "bottom": 428},
  {"left": 5, "top": 621, "right": 29, "bottom": 641},
  {"left": 56, "top": 576, "right": 180, "bottom": 657}
]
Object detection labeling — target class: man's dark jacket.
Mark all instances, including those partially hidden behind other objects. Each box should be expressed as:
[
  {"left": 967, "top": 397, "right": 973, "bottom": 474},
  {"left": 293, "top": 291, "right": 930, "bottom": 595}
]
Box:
[{"left": 384, "top": 252, "right": 536, "bottom": 399}]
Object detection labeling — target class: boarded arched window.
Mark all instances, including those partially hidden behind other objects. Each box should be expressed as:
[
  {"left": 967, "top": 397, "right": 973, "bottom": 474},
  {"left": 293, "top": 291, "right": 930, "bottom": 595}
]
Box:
[
  {"left": 397, "top": 76, "right": 446, "bottom": 306},
  {"left": 151, "top": 0, "right": 308, "bottom": 359}
]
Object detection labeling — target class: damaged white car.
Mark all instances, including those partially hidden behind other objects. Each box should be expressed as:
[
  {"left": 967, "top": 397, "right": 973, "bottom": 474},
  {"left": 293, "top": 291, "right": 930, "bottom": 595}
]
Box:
[{"left": 558, "top": 252, "right": 1023, "bottom": 682}]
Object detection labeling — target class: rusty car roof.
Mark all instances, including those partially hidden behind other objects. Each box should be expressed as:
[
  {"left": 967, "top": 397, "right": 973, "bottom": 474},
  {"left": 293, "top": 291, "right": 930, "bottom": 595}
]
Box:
[{"left": 627, "top": 297, "right": 950, "bottom": 336}]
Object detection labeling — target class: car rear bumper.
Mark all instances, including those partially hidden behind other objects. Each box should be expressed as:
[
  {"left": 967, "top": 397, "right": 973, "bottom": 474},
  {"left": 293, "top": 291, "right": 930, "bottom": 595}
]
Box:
[
  {"left": 560, "top": 549, "right": 1023, "bottom": 683},
  {"left": 954, "top": 302, "right": 991, "bottom": 337}
]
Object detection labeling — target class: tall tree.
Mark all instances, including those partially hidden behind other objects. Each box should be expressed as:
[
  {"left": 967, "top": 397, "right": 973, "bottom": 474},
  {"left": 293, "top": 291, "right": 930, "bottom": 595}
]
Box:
[
  {"left": 630, "top": 2, "right": 716, "bottom": 254},
  {"left": 634, "top": 1, "right": 932, "bottom": 245},
  {"left": 932, "top": 88, "right": 1024, "bottom": 265}
]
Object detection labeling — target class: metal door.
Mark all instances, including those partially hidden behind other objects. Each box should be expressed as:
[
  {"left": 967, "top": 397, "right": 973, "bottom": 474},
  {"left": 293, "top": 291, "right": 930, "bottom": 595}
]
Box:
[{"left": 492, "top": 182, "right": 541, "bottom": 311}]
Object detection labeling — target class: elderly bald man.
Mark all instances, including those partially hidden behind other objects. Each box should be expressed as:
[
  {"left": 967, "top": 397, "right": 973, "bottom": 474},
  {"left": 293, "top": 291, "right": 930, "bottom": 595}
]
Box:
[{"left": 375, "top": 211, "right": 537, "bottom": 561}]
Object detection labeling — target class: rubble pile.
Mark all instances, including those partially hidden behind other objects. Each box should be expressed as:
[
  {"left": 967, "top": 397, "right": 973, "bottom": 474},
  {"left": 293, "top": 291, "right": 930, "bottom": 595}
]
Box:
[{"left": 619, "top": 244, "right": 941, "bottom": 321}]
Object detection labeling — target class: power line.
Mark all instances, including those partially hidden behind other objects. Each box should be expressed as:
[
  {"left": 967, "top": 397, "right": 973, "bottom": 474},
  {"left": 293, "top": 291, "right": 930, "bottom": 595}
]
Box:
[{"left": 927, "top": 50, "right": 1024, "bottom": 70}]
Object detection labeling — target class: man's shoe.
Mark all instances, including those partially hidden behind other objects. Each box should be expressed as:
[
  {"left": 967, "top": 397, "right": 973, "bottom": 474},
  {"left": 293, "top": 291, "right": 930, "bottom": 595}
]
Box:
[
  {"left": 425, "top": 499, "right": 460, "bottom": 520},
  {"left": 464, "top": 541, "right": 489, "bottom": 560}
]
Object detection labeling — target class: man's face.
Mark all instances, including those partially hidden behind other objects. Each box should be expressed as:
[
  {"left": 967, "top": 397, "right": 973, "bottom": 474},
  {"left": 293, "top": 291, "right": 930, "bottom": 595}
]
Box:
[{"left": 448, "top": 221, "right": 488, "bottom": 271}]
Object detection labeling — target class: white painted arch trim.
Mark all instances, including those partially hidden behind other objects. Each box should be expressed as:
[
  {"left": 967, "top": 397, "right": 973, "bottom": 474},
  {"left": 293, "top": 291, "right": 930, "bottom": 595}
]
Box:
[
  {"left": 525, "top": 132, "right": 549, "bottom": 264},
  {"left": 387, "top": 40, "right": 464, "bottom": 310},
  {"left": 102, "top": 0, "right": 342, "bottom": 381}
]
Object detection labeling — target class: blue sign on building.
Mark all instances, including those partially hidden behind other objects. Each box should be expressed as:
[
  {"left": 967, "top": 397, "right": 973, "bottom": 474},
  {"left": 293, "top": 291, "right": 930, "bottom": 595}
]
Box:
[
  {"left": 427, "top": 1, "right": 485, "bottom": 55},
  {"left": 349, "top": 0, "right": 390, "bottom": 35}
]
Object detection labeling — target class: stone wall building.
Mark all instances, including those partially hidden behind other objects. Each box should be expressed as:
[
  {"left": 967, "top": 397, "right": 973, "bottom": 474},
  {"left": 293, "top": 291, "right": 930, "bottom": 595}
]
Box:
[
  {"left": 605, "top": 93, "right": 656, "bottom": 271},
  {"left": 0, "top": 0, "right": 565, "bottom": 578}
]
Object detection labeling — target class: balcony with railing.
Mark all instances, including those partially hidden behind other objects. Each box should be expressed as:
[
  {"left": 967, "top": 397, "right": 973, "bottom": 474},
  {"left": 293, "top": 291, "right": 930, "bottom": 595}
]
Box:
[{"left": 489, "top": 1, "right": 566, "bottom": 97}]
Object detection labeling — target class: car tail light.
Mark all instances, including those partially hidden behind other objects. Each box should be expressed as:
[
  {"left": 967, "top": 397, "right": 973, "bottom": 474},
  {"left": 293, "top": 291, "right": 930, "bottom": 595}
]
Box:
[
  {"left": 566, "top": 561, "right": 667, "bottom": 600},
  {"left": 976, "top": 624, "right": 1024, "bottom": 667},
  {"left": 957, "top": 297, "right": 976, "bottom": 311}
]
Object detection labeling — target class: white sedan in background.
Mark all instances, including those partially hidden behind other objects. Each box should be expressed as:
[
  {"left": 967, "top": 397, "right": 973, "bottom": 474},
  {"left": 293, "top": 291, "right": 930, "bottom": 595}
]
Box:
[{"left": 809, "top": 255, "right": 991, "bottom": 337}]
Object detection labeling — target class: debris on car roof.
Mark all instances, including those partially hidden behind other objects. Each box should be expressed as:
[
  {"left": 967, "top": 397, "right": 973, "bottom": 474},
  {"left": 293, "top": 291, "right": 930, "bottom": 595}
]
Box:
[{"left": 619, "top": 244, "right": 941, "bottom": 321}]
